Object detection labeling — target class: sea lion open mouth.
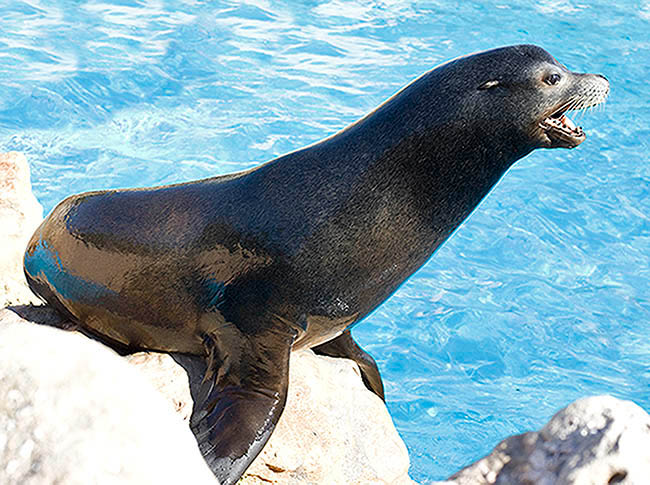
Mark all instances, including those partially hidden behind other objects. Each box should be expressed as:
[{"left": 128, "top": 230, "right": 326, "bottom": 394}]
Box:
[
  {"left": 539, "top": 106, "right": 586, "bottom": 148},
  {"left": 537, "top": 74, "right": 609, "bottom": 149}
]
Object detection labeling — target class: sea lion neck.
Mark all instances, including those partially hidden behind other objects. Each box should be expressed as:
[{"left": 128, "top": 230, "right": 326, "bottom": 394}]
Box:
[{"left": 267, "top": 69, "right": 532, "bottom": 245}]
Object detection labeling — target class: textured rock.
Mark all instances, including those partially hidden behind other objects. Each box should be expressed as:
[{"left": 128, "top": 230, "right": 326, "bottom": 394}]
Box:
[
  {"left": 445, "top": 395, "right": 650, "bottom": 485},
  {"left": 125, "top": 352, "right": 195, "bottom": 422},
  {"left": 1, "top": 308, "right": 415, "bottom": 485},
  {"left": 245, "top": 350, "right": 414, "bottom": 484},
  {"left": 135, "top": 349, "right": 416, "bottom": 485},
  {"left": 0, "top": 307, "right": 218, "bottom": 485},
  {"left": 0, "top": 152, "right": 43, "bottom": 307}
]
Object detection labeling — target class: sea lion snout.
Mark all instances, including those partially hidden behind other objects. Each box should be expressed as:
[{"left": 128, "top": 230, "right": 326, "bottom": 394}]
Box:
[{"left": 535, "top": 69, "right": 609, "bottom": 149}]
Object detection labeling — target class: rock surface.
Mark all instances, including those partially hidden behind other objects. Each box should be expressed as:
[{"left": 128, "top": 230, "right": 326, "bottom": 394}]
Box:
[
  {"left": 244, "top": 349, "right": 413, "bottom": 484},
  {"left": 3, "top": 306, "right": 415, "bottom": 485},
  {"left": 0, "top": 152, "right": 43, "bottom": 307},
  {"left": 0, "top": 307, "right": 219, "bottom": 485},
  {"left": 443, "top": 395, "right": 650, "bottom": 485},
  {"left": 164, "top": 348, "right": 415, "bottom": 485}
]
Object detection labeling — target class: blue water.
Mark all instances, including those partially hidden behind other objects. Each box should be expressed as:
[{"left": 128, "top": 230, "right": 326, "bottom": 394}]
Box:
[{"left": 1, "top": 1, "right": 648, "bottom": 482}]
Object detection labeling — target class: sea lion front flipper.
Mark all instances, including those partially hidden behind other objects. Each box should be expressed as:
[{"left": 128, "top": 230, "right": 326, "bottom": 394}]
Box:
[
  {"left": 190, "top": 327, "right": 296, "bottom": 485},
  {"left": 312, "top": 329, "right": 385, "bottom": 401}
]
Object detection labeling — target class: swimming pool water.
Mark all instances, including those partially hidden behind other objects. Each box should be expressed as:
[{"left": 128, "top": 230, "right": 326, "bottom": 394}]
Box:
[{"left": 1, "top": 1, "right": 648, "bottom": 482}]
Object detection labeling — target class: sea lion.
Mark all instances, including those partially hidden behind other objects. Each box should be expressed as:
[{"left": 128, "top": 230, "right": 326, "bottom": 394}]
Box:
[{"left": 23, "top": 45, "right": 608, "bottom": 484}]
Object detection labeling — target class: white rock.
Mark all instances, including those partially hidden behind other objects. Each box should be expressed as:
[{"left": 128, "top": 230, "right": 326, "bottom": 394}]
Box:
[
  {"left": 126, "top": 352, "right": 195, "bottom": 422},
  {"left": 0, "top": 152, "right": 43, "bottom": 307},
  {"left": 446, "top": 395, "right": 650, "bottom": 485},
  {"left": 127, "top": 349, "right": 416, "bottom": 485},
  {"left": 0, "top": 307, "right": 416, "bottom": 485},
  {"left": 239, "top": 349, "right": 414, "bottom": 484},
  {"left": 0, "top": 308, "right": 219, "bottom": 485}
]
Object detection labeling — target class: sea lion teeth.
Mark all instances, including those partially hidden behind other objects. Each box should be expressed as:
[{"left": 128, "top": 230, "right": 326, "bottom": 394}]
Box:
[{"left": 562, "top": 114, "right": 577, "bottom": 131}]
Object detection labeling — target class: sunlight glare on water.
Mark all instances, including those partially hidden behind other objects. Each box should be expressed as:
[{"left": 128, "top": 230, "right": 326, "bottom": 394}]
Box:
[{"left": 1, "top": 1, "right": 649, "bottom": 482}]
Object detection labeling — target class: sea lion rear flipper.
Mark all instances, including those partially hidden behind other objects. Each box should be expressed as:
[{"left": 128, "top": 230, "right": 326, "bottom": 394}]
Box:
[
  {"left": 312, "top": 329, "right": 385, "bottom": 401},
  {"left": 190, "top": 328, "right": 295, "bottom": 485}
]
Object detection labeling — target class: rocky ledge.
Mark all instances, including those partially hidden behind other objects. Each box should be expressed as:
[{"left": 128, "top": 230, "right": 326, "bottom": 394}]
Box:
[
  {"left": 1, "top": 151, "right": 649, "bottom": 484},
  {"left": 0, "top": 306, "right": 414, "bottom": 484},
  {"left": 0, "top": 152, "right": 43, "bottom": 308},
  {"left": 442, "top": 395, "right": 650, "bottom": 485}
]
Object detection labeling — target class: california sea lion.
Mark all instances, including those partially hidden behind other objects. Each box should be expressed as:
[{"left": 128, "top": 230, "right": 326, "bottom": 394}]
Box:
[{"left": 24, "top": 45, "right": 608, "bottom": 484}]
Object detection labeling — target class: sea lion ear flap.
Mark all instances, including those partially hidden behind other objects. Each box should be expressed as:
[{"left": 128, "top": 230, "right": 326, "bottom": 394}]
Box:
[{"left": 478, "top": 80, "right": 500, "bottom": 90}]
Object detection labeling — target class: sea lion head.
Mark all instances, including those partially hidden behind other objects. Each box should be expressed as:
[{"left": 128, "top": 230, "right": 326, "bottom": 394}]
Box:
[{"left": 467, "top": 44, "right": 609, "bottom": 150}]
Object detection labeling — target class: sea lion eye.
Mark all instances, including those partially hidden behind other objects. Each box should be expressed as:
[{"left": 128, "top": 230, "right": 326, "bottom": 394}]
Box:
[{"left": 545, "top": 73, "right": 562, "bottom": 86}]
